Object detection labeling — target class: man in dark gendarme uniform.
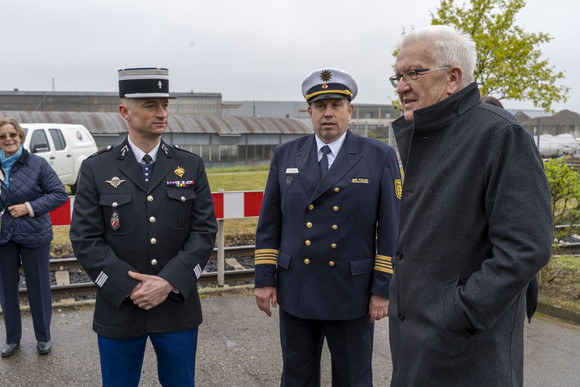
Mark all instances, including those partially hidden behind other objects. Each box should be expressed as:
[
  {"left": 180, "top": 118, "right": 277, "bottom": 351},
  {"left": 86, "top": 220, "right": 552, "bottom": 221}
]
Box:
[
  {"left": 70, "top": 67, "right": 217, "bottom": 386},
  {"left": 254, "top": 68, "right": 401, "bottom": 386}
]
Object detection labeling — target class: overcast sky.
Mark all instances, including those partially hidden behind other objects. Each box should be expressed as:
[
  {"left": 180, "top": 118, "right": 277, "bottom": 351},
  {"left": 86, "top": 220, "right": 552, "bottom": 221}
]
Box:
[{"left": 1, "top": 0, "right": 575, "bottom": 112}]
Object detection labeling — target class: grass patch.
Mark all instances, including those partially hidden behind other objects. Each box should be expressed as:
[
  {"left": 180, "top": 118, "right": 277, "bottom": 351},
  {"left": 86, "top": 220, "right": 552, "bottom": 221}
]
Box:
[
  {"left": 206, "top": 164, "right": 270, "bottom": 174},
  {"left": 208, "top": 171, "right": 268, "bottom": 192},
  {"left": 539, "top": 255, "right": 580, "bottom": 313}
]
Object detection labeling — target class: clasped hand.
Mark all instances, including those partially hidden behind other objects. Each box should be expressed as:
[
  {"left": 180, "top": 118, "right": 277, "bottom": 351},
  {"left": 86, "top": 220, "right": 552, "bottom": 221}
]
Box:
[{"left": 128, "top": 271, "right": 174, "bottom": 310}]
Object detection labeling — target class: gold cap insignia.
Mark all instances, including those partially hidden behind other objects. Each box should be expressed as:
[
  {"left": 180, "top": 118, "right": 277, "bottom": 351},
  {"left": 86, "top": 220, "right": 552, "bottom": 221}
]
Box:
[
  {"left": 395, "top": 178, "right": 402, "bottom": 199},
  {"left": 106, "top": 176, "right": 127, "bottom": 189},
  {"left": 320, "top": 69, "right": 332, "bottom": 82},
  {"left": 174, "top": 166, "right": 185, "bottom": 178}
]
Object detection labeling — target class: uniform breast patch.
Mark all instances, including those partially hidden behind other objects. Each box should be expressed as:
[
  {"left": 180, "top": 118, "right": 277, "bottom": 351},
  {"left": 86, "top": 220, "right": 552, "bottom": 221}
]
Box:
[{"left": 395, "top": 178, "right": 402, "bottom": 199}]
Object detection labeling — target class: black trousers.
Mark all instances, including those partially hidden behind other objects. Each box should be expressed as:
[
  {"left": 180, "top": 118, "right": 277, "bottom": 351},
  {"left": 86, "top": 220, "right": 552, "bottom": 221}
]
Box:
[{"left": 279, "top": 308, "right": 374, "bottom": 387}]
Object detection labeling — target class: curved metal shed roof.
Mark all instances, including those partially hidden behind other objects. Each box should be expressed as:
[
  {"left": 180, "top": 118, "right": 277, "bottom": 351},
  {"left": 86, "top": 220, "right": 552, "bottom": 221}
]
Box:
[{"left": 0, "top": 111, "right": 312, "bottom": 136}]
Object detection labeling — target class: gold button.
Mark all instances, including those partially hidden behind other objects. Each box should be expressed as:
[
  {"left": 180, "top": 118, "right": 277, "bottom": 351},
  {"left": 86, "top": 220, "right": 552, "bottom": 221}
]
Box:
[
  {"left": 328, "top": 261, "right": 335, "bottom": 267},
  {"left": 308, "top": 204, "right": 314, "bottom": 210},
  {"left": 151, "top": 259, "right": 158, "bottom": 266},
  {"left": 150, "top": 238, "right": 157, "bottom": 245},
  {"left": 334, "top": 187, "right": 340, "bottom": 193},
  {"left": 112, "top": 202, "right": 118, "bottom": 208},
  {"left": 333, "top": 206, "right": 339, "bottom": 212},
  {"left": 304, "top": 258, "right": 310, "bottom": 264},
  {"left": 306, "top": 222, "right": 313, "bottom": 228},
  {"left": 149, "top": 216, "right": 156, "bottom": 223},
  {"left": 331, "top": 243, "right": 337, "bottom": 249},
  {"left": 305, "top": 240, "right": 311, "bottom": 246},
  {"left": 147, "top": 195, "right": 154, "bottom": 202},
  {"left": 332, "top": 224, "right": 338, "bottom": 230}
]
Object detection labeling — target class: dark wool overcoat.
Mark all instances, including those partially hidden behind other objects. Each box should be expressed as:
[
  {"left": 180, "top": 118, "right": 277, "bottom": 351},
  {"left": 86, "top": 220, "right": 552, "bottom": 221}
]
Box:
[
  {"left": 70, "top": 138, "right": 217, "bottom": 338},
  {"left": 389, "top": 83, "right": 553, "bottom": 386}
]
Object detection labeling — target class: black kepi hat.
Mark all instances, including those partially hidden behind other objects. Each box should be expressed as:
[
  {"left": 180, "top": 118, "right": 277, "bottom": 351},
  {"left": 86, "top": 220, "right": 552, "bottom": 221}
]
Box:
[{"left": 118, "top": 67, "right": 173, "bottom": 98}]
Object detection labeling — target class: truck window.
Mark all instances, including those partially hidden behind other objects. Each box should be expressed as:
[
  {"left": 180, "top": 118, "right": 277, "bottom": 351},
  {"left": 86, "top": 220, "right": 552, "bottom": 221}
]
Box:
[
  {"left": 49, "top": 129, "right": 66, "bottom": 151},
  {"left": 30, "top": 130, "right": 51, "bottom": 153}
]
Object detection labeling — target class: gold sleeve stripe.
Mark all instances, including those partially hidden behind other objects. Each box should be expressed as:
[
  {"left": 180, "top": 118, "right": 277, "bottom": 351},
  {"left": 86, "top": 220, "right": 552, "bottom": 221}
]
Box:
[
  {"left": 255, "top": 249, "right": 279, "bottom": 265},
  {"left": 374, "top": 254, "right": 393, "bottom": 274}
]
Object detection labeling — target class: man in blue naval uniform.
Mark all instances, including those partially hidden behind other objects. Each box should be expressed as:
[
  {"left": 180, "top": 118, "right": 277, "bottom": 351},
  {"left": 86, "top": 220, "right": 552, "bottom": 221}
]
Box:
[
  {"left": 70, "top": 68, "right": 217, "bottom": 387},
  {"left": 255, "top": 68, "right": 401, "bottom": 386}
]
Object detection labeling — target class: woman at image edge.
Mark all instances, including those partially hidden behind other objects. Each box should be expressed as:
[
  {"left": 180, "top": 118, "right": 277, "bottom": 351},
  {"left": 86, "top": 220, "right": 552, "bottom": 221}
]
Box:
[{"left": 0, "top": 117, "right": 67, "bottom": 357}]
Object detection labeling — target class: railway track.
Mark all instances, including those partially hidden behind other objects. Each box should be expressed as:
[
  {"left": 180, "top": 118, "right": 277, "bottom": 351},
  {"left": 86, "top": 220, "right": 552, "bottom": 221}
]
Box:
[
  {"left": 18, "top": 245, "right": 256, "bottom": 302},
  {"left": 25, "top": 240, "right": 578, "bottom": 302}
]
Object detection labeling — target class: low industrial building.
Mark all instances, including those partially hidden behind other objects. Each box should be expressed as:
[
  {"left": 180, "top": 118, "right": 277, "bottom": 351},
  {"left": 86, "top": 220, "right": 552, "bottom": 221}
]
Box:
[{"left": 0, "top": 110, "right": 311, "bottom": 167}]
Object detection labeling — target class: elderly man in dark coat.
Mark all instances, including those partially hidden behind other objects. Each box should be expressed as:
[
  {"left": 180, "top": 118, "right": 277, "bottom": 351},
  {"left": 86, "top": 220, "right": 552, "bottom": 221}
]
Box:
[{"left": 388, "top": 26, "right": 553, "bottom": 386}]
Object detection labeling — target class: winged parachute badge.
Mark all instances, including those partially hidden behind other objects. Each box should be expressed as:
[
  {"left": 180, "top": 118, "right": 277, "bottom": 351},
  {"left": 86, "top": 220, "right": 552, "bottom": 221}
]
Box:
[{"left": 106, "top": 177, "right": 127, "bottom": 188}]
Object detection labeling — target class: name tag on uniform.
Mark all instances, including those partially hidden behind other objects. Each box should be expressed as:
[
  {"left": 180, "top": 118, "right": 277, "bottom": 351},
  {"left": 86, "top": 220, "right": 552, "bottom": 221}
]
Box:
[
  {"left": 286, "top": 168, "right": 299, "bottom": 174},
  {"left": 351, "top": 178, "right": 369, "bottom": 184}
]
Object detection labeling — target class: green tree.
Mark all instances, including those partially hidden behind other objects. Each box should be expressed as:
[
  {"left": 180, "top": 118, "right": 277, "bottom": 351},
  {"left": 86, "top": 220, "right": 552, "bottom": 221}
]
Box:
[
  {"left": 430, "top": 0, "right": 569, "bottom": 112},
  {"left": 544, "top": 158, "right": 580, "bottom": 252}
]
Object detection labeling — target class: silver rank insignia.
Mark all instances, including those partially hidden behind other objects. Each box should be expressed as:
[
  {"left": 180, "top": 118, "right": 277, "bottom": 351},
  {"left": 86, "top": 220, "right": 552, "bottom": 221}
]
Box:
[
  {"left": 174, "top": 166, "right": 185, "bottom": 178},
  {"left": 110, "top": 209, "right": 120, "bottom": 230},
  {"left": 106, "top": 177, "right": 126, "bottom": 188}
]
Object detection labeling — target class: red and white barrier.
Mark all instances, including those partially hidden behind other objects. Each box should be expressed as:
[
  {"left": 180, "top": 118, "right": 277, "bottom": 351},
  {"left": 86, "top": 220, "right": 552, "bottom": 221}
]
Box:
[
  {"left": 49, "top": 191, "right": 265, "bottom": 225},
  {"left": 212, "top": 191, "right": 263, "bottom": 220}
]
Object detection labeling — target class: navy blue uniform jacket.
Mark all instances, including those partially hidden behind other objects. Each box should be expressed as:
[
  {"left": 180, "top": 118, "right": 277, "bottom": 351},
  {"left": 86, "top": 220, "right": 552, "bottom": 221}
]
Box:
[
  {"left": 70, "top": 138, "right": 217, "bottom": 338},
  {"left": 255, "top": 130, "right": 401, "bottom": 320}
]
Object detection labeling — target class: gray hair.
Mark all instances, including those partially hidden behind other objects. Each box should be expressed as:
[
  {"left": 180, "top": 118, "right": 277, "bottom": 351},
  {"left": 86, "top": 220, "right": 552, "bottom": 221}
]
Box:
[{"left": 397, "top": 25, "right": 476, "bottom": 86}]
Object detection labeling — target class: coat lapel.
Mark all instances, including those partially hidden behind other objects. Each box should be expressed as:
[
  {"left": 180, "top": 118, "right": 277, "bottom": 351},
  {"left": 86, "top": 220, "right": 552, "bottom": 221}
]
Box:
[
  {"left": 117, "top": 140, "right": 148, "bottom": 192},
  {"left": 311, "top": 131, "right": 362, "bottom": 201},
  {"left": 147, "top": 141, "right": 173, "bottom": 192},
  {"left": 116, "top": 139, "right": 173, "bottom": 193},
  {"left": 294, "top": 135, "right": 319, "bottom": 198}
]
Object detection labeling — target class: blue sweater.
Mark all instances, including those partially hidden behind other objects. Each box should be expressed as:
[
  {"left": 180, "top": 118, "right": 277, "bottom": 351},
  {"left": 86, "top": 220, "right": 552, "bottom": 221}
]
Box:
[{"left": 0, "top": 149, "right": 68, "bottom": 247}]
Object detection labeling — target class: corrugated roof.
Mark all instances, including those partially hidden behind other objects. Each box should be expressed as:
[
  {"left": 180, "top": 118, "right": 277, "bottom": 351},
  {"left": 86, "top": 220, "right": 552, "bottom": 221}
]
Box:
[
  {"left": 519, "top": 109, "right": 580, "bottom": 126},
  {"left": 0, "top": 111, "right": 312, "bottom": 136}
]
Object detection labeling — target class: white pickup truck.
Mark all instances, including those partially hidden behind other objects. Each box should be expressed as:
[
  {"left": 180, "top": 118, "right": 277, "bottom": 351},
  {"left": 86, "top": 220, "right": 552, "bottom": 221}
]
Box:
[{"left": 21, "top": 123, "right": 98, "bottom": 194}]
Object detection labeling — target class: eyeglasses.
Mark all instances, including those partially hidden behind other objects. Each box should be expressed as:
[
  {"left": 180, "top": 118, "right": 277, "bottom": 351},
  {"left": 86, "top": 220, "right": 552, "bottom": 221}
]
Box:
[
  {"left": 389, "top": 67, "right": 450, "bottom": 88},
  {"left": 0, "top": 133, "right": 19, "bottom": 141}
]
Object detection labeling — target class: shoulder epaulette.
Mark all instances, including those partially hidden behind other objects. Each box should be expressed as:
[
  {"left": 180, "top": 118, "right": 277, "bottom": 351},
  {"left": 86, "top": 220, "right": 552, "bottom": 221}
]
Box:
[
  {"left": 88, "top": 145, "right": 114, "bottom": 159},
  {"left": 172, "top": 144, "right": 194, "bottom": 155}
]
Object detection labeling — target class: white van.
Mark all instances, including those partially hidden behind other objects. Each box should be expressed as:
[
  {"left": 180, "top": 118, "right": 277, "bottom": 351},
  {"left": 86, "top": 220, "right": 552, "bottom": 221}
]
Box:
[{"left": 20, "top": 123, "right": 98, "bottom": 194}]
